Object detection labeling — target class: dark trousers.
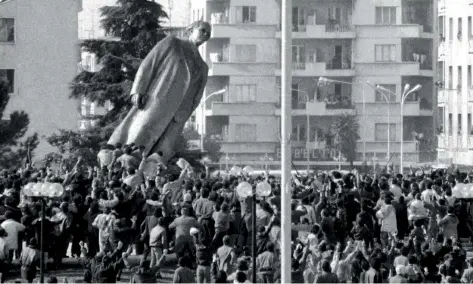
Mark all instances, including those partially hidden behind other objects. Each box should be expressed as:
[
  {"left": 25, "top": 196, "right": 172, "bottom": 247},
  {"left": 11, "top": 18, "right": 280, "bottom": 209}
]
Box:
[
  {"left": 87, "top": 231, "right": 99, "bottom": 258},
  {"left": 199, "top": 218, "right": 215, "bottom": 242}
]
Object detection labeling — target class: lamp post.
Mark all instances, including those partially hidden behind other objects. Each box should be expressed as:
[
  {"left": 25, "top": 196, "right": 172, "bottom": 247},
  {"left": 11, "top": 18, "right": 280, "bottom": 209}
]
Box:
[
  {"left": 224, "top": 153, "right": 230, "bottom": 171},
  {"left": 318, "top": 77, "right": 367, "bottom": 161},
  {"left": 23, "top": 182, "right": 65, "bottom": 283},
  {"left": 372, "top": 84, "right": 395, "bottom": 162},
  {"left": 296, "top": 91, "right": 311, "bottom": 170},
  {"left": 200, "top": 89, "right": 227, "bottom": 153},
  {"left": 372, "top": 155, "right": 378, "bottom": 174},
  {"left": 236, "top": 179, "right": 272, "bottom": 283},
  {"left": 280, "top": 0, "right": 292, "bottom": 281},
  {"left": 400, "top": 84, "right": 423, "bottom": 173}
]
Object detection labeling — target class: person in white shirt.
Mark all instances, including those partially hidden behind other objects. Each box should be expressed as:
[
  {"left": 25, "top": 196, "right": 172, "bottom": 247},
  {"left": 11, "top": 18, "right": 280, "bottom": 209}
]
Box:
[
  {"left": 1, "top": 211, "right": 25, "bottom": 261},
  {"left": 92, "top": 208, "right": 116, "bottom": 253},
  {"left": 97, "top": 144, "right": 115, "bottom": 169},
  {"left": 389, "top": 179, "right": 403, "bottom": 201},
  {"left": 421, "top": 183, "right": 441, "bottom": 204}
]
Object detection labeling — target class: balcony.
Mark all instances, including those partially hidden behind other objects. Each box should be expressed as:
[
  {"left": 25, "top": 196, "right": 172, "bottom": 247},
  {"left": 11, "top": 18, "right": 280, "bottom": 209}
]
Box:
[
  {"left": 438, "top": 41, "right": 446, "bottom": 60},
  {"left": 206, "top": 102, "right": 274, "bottom": 116},
  {"left": 221, "top": 142, "right": 276, "bottom": 154},
  {"left": 356, "top": 25, "right": 432, "bottom": 38},
  {"left": 357, "top": 141, "right": 418, "bottom": 153},
  {"left": 356, "top": 62, "right": 434, "bottom": 77},
  {"left": 275, "top": 61, "right": 326, "bottom": 76},
  {"left": 275, "top": 21, "right": 355, "bottom": 39},
  {"left": 438, "top": 134, "right": 448, "bottom": 149},
  {"left": 208, "top": 52, "right": 276, "bottom": 76},
  {"left": 210, "top": 13, "right": 276, "bottom": 38},
  {"left": 402, "top": 100, "right": 433, "bottom": 116},
  {"left": 275, "top": 100, "right": 356, "bottom": 116},
  {"left": 438, "top": 90, "right": 447, "bottom": 104},
  {"left": 306, "top": 141, "right": 327, "bottom": 150},
  {"left": 325, "top": 60, "right": 355, "bottom": 76}
]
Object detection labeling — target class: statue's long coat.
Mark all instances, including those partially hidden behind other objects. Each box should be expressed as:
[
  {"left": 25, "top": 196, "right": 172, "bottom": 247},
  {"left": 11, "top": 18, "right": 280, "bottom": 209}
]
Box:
[{"left": 108, "top": 36, "right": 208, "bottom": 160}]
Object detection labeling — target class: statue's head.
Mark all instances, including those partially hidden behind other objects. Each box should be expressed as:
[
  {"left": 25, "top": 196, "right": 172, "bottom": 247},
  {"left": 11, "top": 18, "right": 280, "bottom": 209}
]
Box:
[{"left": 186, "top": 21, "right": 212, "bottom": 46}]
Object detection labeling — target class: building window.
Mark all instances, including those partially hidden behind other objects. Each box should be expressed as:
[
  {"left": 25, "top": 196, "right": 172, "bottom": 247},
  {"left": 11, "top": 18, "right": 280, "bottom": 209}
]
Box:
[
  {"left": 468, "top": 65, "right": 472, "bottom": 87},
  {"left": 375, "top": 7, "right": 396, "bottom": 25},
  {"left": 375, "top": 45, "right": 396, "bottom": 62},
  {"left": 90, "top": 102, "right": 95, "bottom": 115},
  {"left": 375, "top": 84, "right": 396, "bottom": 102},
  {"left": 233, "top": 44, "right": 256, "bottom": 62},
  {"left": 458, "top": 18, "right": 463, "bottom": 41},
  {"left": 292, "top": 7, "right": 306, "bottom": 30},
  {"left": 469, "top": 16, "right": 472, "bottom": 39},
  {"left": 230, "top": 84, "right": 257, "bottom": 102},
  {"left": 439, "top": 16, "right": 445, "bottom": 40},
  {"left": 458, "top": 66, "right": 462, "bottom": 90},
  {"left": 292, "top": 45, "right": 306, "bottom": 63},
  {"left": 0, "top": 18, "right": 14, "bottom": 43},
  {"left": 235, "top": 124, "right": 257, "bottom": 142},
  {"left": 0, "top": 69, "right": 14, "bottom": 94},
  {"left": 448, "top": 66, "right": 453, "bottom": 89},
  {"left": 234, "top": 6, "right": 256, "bottom": 23},
  {"left": 292, "top": 124, "right": 307, "bottom": 142},
  {"left": 449, "top": 18, "right": 453, "bottom": 41},
  {"left": 375, "top": 123, "right": 396, "bottom": 142}
]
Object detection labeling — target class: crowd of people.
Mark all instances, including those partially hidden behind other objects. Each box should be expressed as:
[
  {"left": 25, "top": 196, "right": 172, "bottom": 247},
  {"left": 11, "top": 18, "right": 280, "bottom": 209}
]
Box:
[{"left": 1, "top": 143, "right": 473, "bottom": 283}]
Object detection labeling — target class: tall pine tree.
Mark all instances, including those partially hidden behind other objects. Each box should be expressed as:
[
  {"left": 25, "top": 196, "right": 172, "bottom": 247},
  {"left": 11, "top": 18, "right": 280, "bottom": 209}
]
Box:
[
  {"left": 0, "top": 81, "right": 39, "bottom": 168},
  {"left": 46, "top": 0, "right": 168, "bottom": 166}
]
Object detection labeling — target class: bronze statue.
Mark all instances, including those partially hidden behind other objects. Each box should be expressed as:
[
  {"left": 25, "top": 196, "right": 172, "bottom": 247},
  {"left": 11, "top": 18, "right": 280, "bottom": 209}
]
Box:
[{"left": 108, "top": 21, "right": 211, "bottom": 162}]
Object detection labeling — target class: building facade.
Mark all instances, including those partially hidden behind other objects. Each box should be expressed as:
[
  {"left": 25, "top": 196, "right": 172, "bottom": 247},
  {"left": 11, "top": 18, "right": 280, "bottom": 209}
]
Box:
[
  {"left": 0, "top": 0, "right": 81, "bottom": 157},
  {"left": 193, "top": 0, "right": 437, "bottom": 169},
  {"left": 437, "top": 0, "right": 473, "bottom": 165}
]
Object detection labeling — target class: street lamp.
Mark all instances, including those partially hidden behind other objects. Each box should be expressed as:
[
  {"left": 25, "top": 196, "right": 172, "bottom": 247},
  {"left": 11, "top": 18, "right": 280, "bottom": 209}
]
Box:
[
  {"left": 318, "top": 77, "right": 367, "bottom": 161},
  {"left": 400, "top": 84, "right": 423, "bottom": 173},
  {"left": 372, "top": 155, "right": 378, "bottom": 174},
  {"left": 372, "top": 84, "right": 394, "bottom": 161},
  {"left": 334, "top": 152, "right": 347, "bottom": 170},
  {"left": 200, "top": 89, "right": 227, "bottom": 152},
  {"left": 23, "top": 182, "right": 65, "bottom": 283},
  {"left": 236, "top": 178, "right": 272, "bottom": 283}
]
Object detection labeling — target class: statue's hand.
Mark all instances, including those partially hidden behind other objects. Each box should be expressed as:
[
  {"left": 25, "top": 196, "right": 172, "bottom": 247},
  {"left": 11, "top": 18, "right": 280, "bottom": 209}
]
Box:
[{"left": 132, "top": 94, "right": 147, "bottom": 110}]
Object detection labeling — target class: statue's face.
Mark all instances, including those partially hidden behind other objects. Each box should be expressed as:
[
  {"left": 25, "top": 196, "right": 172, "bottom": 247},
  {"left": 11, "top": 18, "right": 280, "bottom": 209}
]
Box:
[{"left": 189, "top": 23, "right": 211, "bottom": 46}]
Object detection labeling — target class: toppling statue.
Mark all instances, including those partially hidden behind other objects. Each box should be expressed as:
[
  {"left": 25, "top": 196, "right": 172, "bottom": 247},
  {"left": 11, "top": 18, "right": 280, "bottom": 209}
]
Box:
[{"left": 108, "top": 21, "right": 211, "bottom": 162}]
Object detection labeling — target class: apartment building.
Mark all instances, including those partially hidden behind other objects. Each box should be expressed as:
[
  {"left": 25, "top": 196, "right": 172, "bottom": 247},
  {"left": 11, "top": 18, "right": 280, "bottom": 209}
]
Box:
[
  {"left": 0, "top": 0, "right": 81, "bottom": 157},
  {"left": 77, "top": 0, "right": 117, "bottom": 131},
  {"left": 437, "top": 0, "right": 473, "bottom": 165},
  {"left": 193, "top": 0, "right": 437, "bottom": 169}
]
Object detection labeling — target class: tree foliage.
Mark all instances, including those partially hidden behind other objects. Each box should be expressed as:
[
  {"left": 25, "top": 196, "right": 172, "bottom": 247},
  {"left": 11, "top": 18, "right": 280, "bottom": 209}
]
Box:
[
  {"left": 44, "top": 130, "right": 101, "bottom": 169},
  {"left": 47, "top": 0, "right": 168, "bottom": 162},
  {"left": 331, "top": 114, "right": 360, "bottom": 166},
  {"left": 0, "top": 81, "right": 38, "bottom": 168},
  {"left": 70, "top": 0, "right": 168, "bottom": 128}
]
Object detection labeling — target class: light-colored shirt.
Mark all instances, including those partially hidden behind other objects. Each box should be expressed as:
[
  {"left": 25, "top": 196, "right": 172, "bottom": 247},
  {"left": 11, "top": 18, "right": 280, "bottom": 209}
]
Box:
[
  {"left": 1, "top": 219, "right": 25, "bottom": 250},
  {"left": 92, "top": 213, "right": 116, "bottom": 239}
]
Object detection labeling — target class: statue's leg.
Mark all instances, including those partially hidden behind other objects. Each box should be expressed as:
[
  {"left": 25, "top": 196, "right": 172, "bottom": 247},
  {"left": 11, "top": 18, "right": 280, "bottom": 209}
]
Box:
[{"left": 147, "top": 117, "right": 184, "bottom": 163}]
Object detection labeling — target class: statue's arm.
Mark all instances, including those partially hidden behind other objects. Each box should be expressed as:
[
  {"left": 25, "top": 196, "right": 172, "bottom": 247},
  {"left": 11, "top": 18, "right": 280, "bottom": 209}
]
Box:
[
  {"left": 191, "top": 66, "right": 209, "bottom": 111},
  {"left": 130, "top": 37, "right": 174, "bottom": 96}
]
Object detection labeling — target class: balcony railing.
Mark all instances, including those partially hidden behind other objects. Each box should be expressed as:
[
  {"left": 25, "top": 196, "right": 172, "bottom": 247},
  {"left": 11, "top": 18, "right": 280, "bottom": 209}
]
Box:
[
  {"left": 326, "top": 60, "right": 351, "bottom": 70},
  {"left": 210, "top": 13, "right": 229, "bottom": 24},
  {"left": 325, "top": 100, "right": 355, "bottom": 109},
  {"left": 419, "top": 98, "right": 432, "bottom": 110},
  {"left": 292, "top": 62, "right": 306, "bottom": 70},
  {"left": 279, "top": 21, "right": 352, "bottom": 32},
  {"left": 325, "top": 25, "right": 351, "bottom": 32}
]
